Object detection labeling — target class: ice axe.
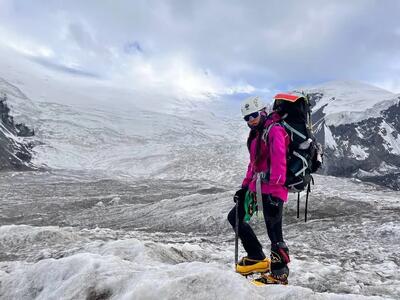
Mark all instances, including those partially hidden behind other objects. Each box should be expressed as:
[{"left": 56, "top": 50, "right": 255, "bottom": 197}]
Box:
[{"left": 234, "top": 194, "right": 239, "bottom": 267}]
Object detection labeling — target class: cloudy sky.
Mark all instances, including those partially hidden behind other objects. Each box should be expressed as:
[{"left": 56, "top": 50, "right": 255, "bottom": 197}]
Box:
[{"left": 0, "top": 0, "right": 400, "bottom": 98}]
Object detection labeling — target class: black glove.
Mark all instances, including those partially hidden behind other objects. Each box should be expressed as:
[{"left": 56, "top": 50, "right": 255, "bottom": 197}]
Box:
[{"left": 234, "top": 187, "right": 247, "bottom": 203}]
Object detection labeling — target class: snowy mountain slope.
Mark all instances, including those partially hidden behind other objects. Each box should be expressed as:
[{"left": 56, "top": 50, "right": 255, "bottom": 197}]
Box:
[
  {"left": 29, "top": 99, "right": 239, "bottom": 177},
  {"left": 307, "top": 80, "right": 396, "bottom": 126},
  {"left": 0, "top": 45, "right": 245, "bottom": 181},
  {"left": 3, "top": 44, "right": 400, "bottom": 190},
  {"left": 0, "top": 171, "right": 398, "bottom": 299},
  {"left": 0, "top": 77, "right": 40, "bottom": 127},
  {"left": 29, "top": 101, "right": 245, "bottom": 183},
  {"left": 305, "top": 81, "right": 400, "bottom": 190}
]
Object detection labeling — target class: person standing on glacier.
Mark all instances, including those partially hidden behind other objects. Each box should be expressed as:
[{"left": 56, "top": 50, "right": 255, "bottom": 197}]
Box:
[{"left": 227, "top": 96, "right": 290, "bottom": 285}]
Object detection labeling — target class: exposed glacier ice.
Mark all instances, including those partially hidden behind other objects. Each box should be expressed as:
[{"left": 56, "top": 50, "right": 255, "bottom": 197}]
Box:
[
  {"left": 0, "top": 225, "right": 391, "bottom": 300},
  {"left": 0, "top": 172, "right": 399, "bottom": 299}
]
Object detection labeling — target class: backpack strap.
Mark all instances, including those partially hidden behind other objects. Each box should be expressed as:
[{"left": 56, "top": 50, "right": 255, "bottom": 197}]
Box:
[
  {"left": 259, "top": 121, "right": 283, "bottom": 176},
  {"left": 261, "top": 122, "right": 280, "bottom": 142},
  {"left": 292, "top": 151, "right": 309, "bottom": 177},
  {"left": 254, "top": 122, "right": 282, "bottom": 207},
  {"left": 281, "top": 120, "right": 307, "bottom": 141}
]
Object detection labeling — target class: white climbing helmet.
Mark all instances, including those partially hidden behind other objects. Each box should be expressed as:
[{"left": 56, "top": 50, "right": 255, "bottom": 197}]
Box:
[{"left": 240, "top": 96, "right": 265, "bottom": 117}]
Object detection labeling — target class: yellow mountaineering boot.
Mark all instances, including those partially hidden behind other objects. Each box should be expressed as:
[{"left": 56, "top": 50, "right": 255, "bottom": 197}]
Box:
[
  {"left": 252, "top": 272, "right": 288, "bottom": 286},
  {"left": 252, "top": 242, "right": 290, "bottom": 285},
  {"left": 236, "top": 257, "right": 270, "bottom": 276}
]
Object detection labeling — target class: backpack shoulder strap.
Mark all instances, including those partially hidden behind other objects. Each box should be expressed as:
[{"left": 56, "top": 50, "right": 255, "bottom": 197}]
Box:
[
  {"left": 281, "top": 120, "right": 307, "bottom": 141},
  {"left": 261, "top": 122, "right": 283, "bottom": 142}
]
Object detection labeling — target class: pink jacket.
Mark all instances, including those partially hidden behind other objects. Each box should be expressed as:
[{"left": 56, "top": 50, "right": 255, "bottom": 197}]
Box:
[{"left": 241, "top": 113, "right": 290, "bottom": 202}]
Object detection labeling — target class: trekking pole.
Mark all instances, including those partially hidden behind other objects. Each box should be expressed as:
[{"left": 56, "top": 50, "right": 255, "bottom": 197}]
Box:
[
  {"left": 305, "top": 178, "right": 314, "bottom": 222},
  {"left": 305, "top": 184, "right": 311, "bottom": 222},
  {"left": 234, "top": 195, "right": 239, "bottom": 267},
  {"left": 297, "top": 193, "right": 300, "bottom": 219}
]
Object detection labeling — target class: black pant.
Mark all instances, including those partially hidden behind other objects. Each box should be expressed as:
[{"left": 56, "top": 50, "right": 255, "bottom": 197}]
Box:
[{"left": 227, "top": 193, "right": 284, "bottom": 260}]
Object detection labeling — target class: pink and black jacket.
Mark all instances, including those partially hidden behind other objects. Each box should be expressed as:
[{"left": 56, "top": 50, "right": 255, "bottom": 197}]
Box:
[{"left": 241, "top": 112, "right": 290, "bottom": 202}]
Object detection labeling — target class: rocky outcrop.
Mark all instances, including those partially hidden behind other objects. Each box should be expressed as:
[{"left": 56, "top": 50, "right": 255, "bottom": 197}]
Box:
[
  {"left": 309, "top": 89, "right": 400, "bottom": 190},
  {"left": 0, "top": 93, "right": 34, "bottom": 170}
]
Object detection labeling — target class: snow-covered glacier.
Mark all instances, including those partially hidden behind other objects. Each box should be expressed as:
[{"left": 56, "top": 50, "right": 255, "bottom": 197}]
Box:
[
  {"left": 0, "top": 45, "right": 399, "bottom": 299},
  {"left": 0, "top": 171, "right": 398, "bottom": 299}
]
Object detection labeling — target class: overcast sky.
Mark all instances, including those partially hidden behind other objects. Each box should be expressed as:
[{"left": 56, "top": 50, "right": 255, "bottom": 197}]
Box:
[{"left": 0, "top": 0, "right": 400, "bottom": 97}]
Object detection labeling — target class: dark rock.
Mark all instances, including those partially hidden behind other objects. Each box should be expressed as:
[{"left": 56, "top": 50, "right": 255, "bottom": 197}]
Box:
[
  {"left": 15, "top": 123, "right": 35, "bottom": 137},
  {"left": 0, "top": 93, "right": 35, "bottom": 170},
  {"left": 309, "top": 91, "right": 400, "bottom": 190}
]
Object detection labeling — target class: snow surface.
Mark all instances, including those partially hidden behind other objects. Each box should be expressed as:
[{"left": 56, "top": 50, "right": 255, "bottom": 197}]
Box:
[
  {"left": 304, "top": 80, "right": 397, "bottom": 126},
  {"left": 0, "top": 171, "right": 399, "bottom": 299},
  {"left": 0, "top": 231, "right": 388, "bottom": 300}
]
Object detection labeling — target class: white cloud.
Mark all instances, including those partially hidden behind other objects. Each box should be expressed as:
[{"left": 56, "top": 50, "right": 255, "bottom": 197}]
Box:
[
  {"left": 0, "top": 0, "right": 400, "bottom": 94},
  {"left": 372, "top": 79, "right": 400, "bottom": 94},
  {"left": 0, "top": 27, "right": 53, "bottom": 58},
  {"left": 113, "top": 53, "right": 259, "bottom": 98}
]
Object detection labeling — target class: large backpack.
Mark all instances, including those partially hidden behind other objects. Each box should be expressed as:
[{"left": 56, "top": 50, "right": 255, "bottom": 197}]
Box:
[{"left": 272, "top": 91, "right": 323, "bottom": 221}]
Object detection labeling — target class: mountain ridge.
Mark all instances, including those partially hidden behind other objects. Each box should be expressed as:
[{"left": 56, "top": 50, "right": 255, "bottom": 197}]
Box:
[{"left": 306, "top": 81, "right": 400, "bottom": 190}]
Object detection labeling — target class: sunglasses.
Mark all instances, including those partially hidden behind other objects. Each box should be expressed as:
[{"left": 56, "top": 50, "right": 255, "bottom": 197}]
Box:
[{"left": 243, "top": 111, "right": 260, "bottom": 122}]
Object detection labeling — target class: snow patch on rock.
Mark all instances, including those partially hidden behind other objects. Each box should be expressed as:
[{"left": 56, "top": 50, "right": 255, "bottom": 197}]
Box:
[
  {"left": 324, "top": 125, "right": 337, "bottom": 149},
  {"left": 379, "top": 120, "right": 400, "bottom": 155},
  {"left": 350, "top": 145, "right": 369, "bottom": 160}
]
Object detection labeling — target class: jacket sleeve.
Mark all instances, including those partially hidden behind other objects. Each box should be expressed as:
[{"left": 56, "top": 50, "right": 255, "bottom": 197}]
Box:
[
  {"left": 268, "top": 126, "right": 288, "bottom": 185},
  {"left": 241, "top": 162, "right": 253, "bottom": 188}
]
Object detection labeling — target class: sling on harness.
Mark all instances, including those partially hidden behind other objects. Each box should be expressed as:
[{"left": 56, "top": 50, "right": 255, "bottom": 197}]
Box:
[{"left": 244, "top": 190, "right": 259, "bottom": 222}]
